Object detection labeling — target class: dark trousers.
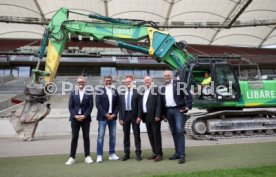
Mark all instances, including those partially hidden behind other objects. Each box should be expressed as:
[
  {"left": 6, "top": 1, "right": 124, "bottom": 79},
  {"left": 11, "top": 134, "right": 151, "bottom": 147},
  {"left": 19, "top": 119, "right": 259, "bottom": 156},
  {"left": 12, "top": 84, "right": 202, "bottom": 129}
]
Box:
[
  {"left": 123, "top": 111, "right": 141, "bottom": 155},
  {"left": 70, "top": 119, "right": 90, "bottom": 158},
  {"left": 166, "top": 107, "right": 185, "bottom": 158},
  {"left": 145, "top": 114, "right": 163, "bottom": 156}
]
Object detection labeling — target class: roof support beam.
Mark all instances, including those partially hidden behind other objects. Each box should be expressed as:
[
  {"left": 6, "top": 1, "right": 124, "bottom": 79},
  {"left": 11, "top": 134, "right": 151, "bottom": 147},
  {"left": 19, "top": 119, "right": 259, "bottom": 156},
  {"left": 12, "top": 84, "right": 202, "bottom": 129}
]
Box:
[
  {"left": 33, "top": 0, "right": 46, "bottom": 21},
  {"left": 102, "top": 0, "right": 110, "bottom": 17},
  {"left": 164, "top": 0, "right": 176, "bottom": 26},
  {"left": 209, "top": 0, "right": 241, "bottom": 44},
  {"left": 258, "top": 26, "right": 276, "bottom": 48},
  {"left": 227, "top": 0, "right": 252, "bottom": 28}
]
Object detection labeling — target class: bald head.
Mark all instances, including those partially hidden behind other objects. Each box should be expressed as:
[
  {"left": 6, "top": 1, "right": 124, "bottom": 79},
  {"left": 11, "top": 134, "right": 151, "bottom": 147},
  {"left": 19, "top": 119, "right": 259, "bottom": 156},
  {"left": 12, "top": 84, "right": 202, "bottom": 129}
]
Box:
[
  {"left": 76, "top": 76, "right": 87, "bottom": 90},
  {"left": 144, "top": 76, "right": 152, "bottom": 88},
  {"left": 163, "top": 70, "right": 173, "bottom": 83}
]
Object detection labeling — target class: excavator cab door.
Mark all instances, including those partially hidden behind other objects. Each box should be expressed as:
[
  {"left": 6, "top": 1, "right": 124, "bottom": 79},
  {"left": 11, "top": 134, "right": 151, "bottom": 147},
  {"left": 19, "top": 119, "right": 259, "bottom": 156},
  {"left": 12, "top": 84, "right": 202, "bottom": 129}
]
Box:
[{"left": 213, "top": 64, "right": 241, "bottom": 102}]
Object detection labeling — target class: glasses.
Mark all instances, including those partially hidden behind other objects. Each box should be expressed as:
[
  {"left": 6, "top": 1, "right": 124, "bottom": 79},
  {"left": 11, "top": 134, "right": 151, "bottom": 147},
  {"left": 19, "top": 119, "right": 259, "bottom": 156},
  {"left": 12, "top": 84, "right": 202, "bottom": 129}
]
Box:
[{"left": 77, "top": 82, "right": 85, "bottom": 84}]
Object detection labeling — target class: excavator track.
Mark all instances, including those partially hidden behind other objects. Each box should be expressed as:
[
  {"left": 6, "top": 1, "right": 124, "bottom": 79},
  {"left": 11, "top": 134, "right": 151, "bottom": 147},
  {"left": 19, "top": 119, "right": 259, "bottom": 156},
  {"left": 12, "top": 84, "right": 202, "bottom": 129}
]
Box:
[{"left": 185, "top": 109, "right": 276, "bottom": 140}]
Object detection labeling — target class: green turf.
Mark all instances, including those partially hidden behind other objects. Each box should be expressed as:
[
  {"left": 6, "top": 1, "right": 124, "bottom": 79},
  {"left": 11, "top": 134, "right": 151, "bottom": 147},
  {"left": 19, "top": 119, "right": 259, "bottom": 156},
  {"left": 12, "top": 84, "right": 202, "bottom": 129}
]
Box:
[
  {"left": 145, "top": 166, "right": 276, "bottom": 177},
  {"left": 0, "top": 142, "right": 276, "bottom": 177}
]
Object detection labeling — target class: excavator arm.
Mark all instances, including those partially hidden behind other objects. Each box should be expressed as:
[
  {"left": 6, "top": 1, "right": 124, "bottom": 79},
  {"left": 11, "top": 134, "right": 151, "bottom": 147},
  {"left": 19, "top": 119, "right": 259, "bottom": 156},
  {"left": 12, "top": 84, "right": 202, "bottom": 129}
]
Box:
[
  {"left": 9, "top": 7, "right": 193, "bottom": 140},
  {"left": 40, "top": 7, "right": 192, "bottom": 83}
]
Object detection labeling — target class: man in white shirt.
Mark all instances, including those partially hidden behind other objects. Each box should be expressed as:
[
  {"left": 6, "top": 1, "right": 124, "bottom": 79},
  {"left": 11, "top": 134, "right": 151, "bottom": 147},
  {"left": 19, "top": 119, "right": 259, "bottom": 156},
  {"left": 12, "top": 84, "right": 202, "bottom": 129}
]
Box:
[
  {"left": 161, "top": 70, "right": 192, "bottom": 164},
  {"left": 139, "top": 76, "right": 163, "bottom": 162},
  {"left": 66, "top": 76, "right": 93, "bottom": 165},
  {"left": 95, "top": 76, "right": 120, "bottom": 163}
]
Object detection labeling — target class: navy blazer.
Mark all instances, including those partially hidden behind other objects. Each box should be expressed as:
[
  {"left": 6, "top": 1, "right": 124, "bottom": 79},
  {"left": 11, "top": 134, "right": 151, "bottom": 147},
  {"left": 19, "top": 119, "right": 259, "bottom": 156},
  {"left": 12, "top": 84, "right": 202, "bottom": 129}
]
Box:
[
  {"left": 161, "top": 80, "right": 192, "bottom": 114},
  {"left": 118, "top": 88, "right": 140, "bottom": 121},
  {"left": 68, "top": 90, "right": 93, "bottom": 122},
  {"left": 138, "top": 86, "right": 162, "bottom": 123},
  {"left": 96, "top": 87, "right": 119, "bottom": 121}
]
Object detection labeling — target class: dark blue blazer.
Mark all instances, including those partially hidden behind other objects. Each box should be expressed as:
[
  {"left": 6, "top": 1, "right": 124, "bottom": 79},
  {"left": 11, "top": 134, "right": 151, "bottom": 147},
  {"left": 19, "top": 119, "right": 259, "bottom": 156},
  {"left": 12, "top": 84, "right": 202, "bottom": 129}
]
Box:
[
  {"left": 96, "top": 87, "right": 119, "bottom": 121},
  {"left": 161, "top": 80, "right": 193, "bottom": 114},
  {"left": 68, "top": 90, "right": 93, "bottom": 122},
  {"left": 118, "top": 88, "right": 140, "bottom": 121}
]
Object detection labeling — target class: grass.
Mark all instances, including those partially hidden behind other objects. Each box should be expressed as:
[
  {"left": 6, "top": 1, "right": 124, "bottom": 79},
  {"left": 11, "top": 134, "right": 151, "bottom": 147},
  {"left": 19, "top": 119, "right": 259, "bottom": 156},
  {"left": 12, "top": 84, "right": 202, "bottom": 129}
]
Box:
[
  {"left": 0, "top": 142, "right": 276, "bottom": 177},
  {"left": 145, "top": 166, "right": 276, "bottom": 177}
]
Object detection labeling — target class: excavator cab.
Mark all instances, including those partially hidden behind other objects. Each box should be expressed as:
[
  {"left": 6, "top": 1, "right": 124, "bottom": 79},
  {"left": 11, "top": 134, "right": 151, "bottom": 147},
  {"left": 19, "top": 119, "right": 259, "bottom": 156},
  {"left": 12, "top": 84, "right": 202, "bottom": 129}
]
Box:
[{"left": 186, "top": 60, "right": 241, "bottom": 109}]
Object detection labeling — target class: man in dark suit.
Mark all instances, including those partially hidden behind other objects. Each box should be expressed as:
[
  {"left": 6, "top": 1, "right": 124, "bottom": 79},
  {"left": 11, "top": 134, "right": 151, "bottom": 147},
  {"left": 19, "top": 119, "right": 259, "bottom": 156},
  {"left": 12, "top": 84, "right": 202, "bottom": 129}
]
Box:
[
  {"left": 95, "top": 76, "right": 120, "bottom": 163},
  {"left": 65, "top": 76, "right": 93, "bottom": 165},
  {"left": 161, "top": 70, "right": 192, "bottom": 164},
  {"left": 119, "top": 75, "right": 142, "bottom": 161},
  {"left": 139, "top": 76, "right": 163, "bottom": 162}
]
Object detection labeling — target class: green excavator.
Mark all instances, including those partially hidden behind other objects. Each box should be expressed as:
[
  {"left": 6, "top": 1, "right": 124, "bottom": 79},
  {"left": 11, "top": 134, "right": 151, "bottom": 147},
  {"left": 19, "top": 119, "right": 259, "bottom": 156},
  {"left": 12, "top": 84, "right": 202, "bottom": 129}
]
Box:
[{"left": 6, "top": 7, "right": 276, "bottom": 140}]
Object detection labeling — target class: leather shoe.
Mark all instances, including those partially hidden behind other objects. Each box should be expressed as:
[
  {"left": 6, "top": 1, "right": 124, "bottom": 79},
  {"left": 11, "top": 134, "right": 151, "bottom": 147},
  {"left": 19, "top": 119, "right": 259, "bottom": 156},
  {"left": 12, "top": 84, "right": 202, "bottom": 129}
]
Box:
[
  {"left": 154, "top": 155, "right": 163, "bottom": 162},
  {"left": 122, "top": 155, "right": 130, "bottom": 161},
  {"left": 136, "top": 155, "right": 142, "bottom": 161},
  {"left": 147, "top": 154, "right": 156, "bottom": 160},
  {"left": 169, "top": 154, "right": 179, "bottom": 160},
  {"left": 178, "top": 156, "right": 185, "bottom": 164}
]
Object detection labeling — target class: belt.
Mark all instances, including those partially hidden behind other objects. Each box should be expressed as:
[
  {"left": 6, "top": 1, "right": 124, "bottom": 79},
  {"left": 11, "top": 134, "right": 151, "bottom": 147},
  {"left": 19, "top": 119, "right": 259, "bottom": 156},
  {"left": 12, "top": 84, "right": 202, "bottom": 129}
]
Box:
[
  {"left": 166, "top": 106, "right": 179, "bottom": 109},
  {"left": 125, "top": 110, "right": 132, "bottom": 112}
]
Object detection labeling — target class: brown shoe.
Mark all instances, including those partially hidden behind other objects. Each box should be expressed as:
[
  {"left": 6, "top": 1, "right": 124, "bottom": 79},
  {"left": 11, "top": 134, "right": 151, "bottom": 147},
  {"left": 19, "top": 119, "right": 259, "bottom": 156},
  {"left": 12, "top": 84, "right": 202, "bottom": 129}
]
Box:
[
  {"left": 147, "top": 155, "right": 156, "bottom": 160},
  {"left": 154, "top": 156, "right": 163, "bottom": 162}
]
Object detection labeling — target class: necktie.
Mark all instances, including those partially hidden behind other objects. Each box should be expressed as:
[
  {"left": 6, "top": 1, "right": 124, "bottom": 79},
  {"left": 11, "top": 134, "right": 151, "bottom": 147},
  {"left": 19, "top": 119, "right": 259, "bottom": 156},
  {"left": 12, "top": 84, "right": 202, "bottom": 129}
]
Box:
[{"left": 127, "top": 90, "right": 130, "bottom": 110}]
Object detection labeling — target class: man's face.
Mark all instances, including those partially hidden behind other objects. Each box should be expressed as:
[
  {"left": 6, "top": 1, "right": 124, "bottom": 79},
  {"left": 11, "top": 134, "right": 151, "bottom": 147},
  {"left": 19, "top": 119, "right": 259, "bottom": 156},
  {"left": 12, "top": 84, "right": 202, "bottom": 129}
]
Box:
[
  {"left": 125, "top": 77, "right": 133, "bottom": 89},
  {"left": 77, "top": 78, "right": 86, "bottom": 90},
  {"left": 205, "top": 73, "right": 209, "bottom": 78},
  {"left": 163, "top": 72, "right": 172, "bottom": 83},
  {"left": 144, "top": 77, "right": 152, "bottom": 87},
  {"left": 104, "top": 77, "right": 112, "bottom": 87}
]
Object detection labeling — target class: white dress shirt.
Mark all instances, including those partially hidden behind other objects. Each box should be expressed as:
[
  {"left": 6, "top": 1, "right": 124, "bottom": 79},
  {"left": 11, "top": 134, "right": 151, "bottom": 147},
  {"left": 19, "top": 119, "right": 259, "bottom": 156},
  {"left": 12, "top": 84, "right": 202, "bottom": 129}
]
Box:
[
  {"left": 105, "top": 86, "right": 113, "bottom": 113},
  {"left": 165, "top": 80, "right": 177, "bottom": 107},
  {"left": 78, "top": 89, "right": 85, "bottom": 114},
  {"left": 125, "top": 88, "right": 133, "bottom": 111},
  {"left": 142, "top": 87, "right": 151, "bottom": 113}
]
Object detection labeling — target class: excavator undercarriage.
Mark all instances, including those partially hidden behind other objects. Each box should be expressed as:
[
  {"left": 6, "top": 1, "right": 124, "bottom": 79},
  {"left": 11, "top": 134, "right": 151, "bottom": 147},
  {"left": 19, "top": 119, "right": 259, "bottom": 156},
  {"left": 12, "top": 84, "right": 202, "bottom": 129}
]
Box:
[{"left": 185, "top": 109, "right": 276, "bottom": 140}]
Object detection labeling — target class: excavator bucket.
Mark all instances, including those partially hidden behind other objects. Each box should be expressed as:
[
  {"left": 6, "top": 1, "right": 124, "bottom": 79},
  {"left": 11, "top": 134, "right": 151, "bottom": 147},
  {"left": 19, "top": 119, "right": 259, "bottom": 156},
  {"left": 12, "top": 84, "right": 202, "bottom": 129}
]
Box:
[{"left": 0, "top": 90, "right": 51, "bottom": 141}]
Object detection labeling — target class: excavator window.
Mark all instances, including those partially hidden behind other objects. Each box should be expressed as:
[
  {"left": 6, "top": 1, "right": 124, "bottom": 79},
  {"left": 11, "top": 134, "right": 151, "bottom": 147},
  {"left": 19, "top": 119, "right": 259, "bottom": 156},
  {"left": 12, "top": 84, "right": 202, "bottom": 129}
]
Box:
[{"left": 214, "top": 64, "right": 240, "bottom": 100}]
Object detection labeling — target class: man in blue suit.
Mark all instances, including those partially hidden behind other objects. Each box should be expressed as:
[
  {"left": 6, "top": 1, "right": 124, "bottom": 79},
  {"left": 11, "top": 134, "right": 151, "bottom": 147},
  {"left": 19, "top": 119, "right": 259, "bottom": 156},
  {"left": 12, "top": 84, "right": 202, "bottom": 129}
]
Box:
[
  {"left": 161, "top": 70, "right": 192, "bottom": 164},
  {"left": 65, "top": 76, "right": 93, "bottom": 165},
  {"left": 96, "top": 76, "right": 120, "bottom": 163}
]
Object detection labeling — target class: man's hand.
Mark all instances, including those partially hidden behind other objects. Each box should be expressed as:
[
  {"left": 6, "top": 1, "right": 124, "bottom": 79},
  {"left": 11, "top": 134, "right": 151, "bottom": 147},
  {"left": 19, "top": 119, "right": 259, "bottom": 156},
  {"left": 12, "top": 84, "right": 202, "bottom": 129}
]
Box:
[
  {"left": 105, "top": 114, "right": 112, "bottom": 120},
  {"left": 180, "top": 107, "right": 189, "bottom": 113},
  {"left": 75, "top": 115, "right": 85, "bottom": 121},
  {"left": 163, "top": 116, "right": 167, "bottom": 122},
  {"left": 110, "top": 114, "right": 116, "bottom": 120},
  {"left": 119, "top": 120, "right": 124, "bottom": 125},
  {"left": 136, "top": 117, "right": 141, "bottom": 124},
  {"left": 155, "top": 117, "right": 160, "bottom": 122}
]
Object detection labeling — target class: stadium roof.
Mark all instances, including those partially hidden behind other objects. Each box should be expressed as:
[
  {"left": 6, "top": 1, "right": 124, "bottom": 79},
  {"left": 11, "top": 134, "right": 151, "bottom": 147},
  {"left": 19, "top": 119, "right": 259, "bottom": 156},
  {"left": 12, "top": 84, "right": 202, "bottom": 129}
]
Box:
[{"left": 0, "top": 0, "right": 276, "bottom": 48}]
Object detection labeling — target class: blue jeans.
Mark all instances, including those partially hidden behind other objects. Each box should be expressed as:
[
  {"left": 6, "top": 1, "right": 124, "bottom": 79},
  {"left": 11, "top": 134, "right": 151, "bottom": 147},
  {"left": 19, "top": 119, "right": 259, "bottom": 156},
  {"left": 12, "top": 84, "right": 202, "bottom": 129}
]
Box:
[
  {"left": 96, "top": 119, "right": 117, "bottom": 156},
  {"left": 167, "top": 107, "right": 185, "bottom": 157}
]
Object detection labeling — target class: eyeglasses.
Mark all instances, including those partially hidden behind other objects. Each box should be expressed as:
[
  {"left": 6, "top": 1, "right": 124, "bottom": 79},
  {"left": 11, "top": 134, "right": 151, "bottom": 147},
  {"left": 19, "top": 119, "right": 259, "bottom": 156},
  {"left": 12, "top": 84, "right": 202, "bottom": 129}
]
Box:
[{"left": 77, "top": 82, "right": 85, "bottom": 84}]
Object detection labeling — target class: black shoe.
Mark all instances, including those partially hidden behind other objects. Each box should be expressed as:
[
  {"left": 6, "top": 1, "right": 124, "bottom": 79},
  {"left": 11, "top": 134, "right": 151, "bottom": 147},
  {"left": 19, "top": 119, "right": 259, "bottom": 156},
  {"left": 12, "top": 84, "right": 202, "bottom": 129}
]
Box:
[
  {"left": 136, "top": 154, "right": 142, "bottom": 161},
  {"left": 178, "top": 156, "right": 185, "bottom": 164},
  {"left": 169, "top": 154, "right": 179, "bottom": 160},
  {"left": 122, "top": 155, "right": 130, "bottom": 161}
]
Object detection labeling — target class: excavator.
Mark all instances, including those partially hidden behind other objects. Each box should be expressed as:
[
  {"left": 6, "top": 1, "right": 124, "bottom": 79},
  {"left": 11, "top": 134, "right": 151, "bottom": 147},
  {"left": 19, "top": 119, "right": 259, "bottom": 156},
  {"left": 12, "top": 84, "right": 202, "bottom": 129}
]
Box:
[{"left": 5, "top": 7, "right": 276, "bottom": 140}]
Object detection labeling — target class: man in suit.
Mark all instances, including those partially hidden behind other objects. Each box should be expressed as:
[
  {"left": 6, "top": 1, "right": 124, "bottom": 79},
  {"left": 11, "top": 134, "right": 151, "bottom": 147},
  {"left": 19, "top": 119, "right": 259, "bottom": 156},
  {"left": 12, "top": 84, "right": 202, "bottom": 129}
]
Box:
[
  {"left": 65, "top": 76, "right": 93, "bottom": 165},
  {"left": 95, "top": 76, "right": 120, "bottom": 163},
  {"left": 161, "top": 70, "right": 192, "bottom": 164},
  {"left": 119, "top": 75, "right": 142, "bottom": 161},
  {"left": 139, "top": 76, "right": 163, "bottom": 162}
]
